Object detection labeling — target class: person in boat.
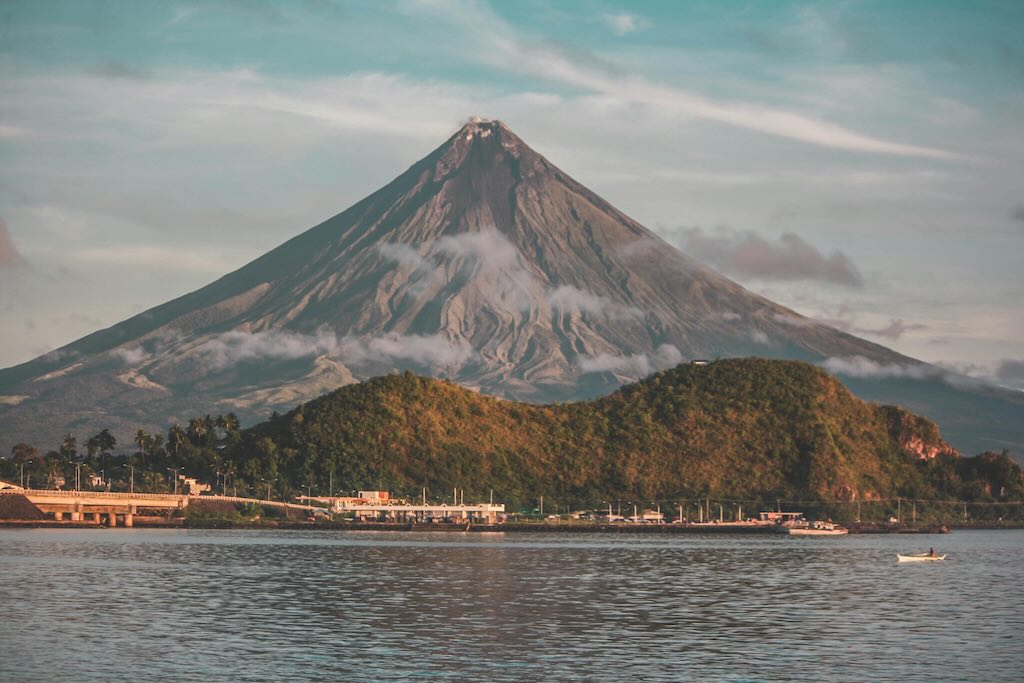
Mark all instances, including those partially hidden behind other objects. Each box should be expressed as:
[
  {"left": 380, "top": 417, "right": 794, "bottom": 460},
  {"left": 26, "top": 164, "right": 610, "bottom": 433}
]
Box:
[{"left": 929, "top": 547, "right": 936, "bottom": 557}]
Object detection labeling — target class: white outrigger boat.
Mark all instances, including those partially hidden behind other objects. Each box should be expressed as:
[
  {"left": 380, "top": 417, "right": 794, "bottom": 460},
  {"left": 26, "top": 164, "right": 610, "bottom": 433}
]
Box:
[{"left": 897, "top": 552, "right": 946, "bottom": 562}]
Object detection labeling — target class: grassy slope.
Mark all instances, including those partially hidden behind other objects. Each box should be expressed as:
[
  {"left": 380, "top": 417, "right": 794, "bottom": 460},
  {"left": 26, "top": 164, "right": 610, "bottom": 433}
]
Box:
[{"left": 238, "top": 358, "right": 1019, "bottom": 509}]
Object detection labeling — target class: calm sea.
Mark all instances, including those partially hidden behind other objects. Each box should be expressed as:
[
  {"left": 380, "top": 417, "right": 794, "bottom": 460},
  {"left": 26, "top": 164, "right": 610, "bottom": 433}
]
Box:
[{"left": 0, "top": 528, "right": 1020, "bottom": 682}]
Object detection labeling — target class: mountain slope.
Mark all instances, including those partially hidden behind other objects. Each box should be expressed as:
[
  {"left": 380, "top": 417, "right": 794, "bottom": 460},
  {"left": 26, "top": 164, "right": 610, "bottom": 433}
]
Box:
[{"left": 0, "top": 119, "right": 1020, "bottom": 454}]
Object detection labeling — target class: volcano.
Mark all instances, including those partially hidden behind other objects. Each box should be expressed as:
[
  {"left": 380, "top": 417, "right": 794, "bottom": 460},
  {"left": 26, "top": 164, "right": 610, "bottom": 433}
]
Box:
[{"left": 1, "top": 119, "right": 1021, "bottom": 454}]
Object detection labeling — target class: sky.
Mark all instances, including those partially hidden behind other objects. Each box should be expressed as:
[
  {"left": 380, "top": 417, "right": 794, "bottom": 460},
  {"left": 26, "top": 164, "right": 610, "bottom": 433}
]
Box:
[{"left": 0, "top": 0, "right": 1022, "bottom": 388}]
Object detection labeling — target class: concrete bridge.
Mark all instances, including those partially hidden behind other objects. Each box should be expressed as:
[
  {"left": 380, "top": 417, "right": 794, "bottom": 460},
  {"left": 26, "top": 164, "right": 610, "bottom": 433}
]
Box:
[{"left": 0, "top": 483, "right": 315, "bottom": 527}]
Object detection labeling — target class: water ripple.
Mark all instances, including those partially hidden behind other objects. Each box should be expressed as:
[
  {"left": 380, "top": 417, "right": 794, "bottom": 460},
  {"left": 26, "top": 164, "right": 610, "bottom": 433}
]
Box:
[{"left": 0, "top": 529, "right": 1021, "bottom": 681}]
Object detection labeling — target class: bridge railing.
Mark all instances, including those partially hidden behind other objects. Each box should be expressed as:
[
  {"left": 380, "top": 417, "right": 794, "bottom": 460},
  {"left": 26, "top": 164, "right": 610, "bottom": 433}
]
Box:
[
  {"left": 18, "top": 489, "right": 187, "bottom": 501},
  {"left": 11, "top": 489, "right": 312, "bottom": 510}
]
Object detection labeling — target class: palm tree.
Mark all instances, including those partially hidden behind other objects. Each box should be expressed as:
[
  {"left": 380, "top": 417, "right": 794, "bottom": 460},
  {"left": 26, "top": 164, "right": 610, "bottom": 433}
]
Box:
[
  {"left": 97, "top": 428, "right": 116, "bottom": 455},
  {"left": 187, "top": 418, "right": 208, "bottom": 445},
  {"left": 149, "top": 433, "right": 165, "bottom": 459},
  {"left": 11, "top": 442, "right": 38, "bottom": 464},
  {"left": 135, "top": 429, "right": 149, "bottom": 464},
  {"left": 167, "top": 425, "right": 186, "bottom": 456},
  {"left": 85, "top": 434, "right": 102, "bottom": 459},
  {"left": 59, "top": 433, "right": 77, "bottom": 460}
]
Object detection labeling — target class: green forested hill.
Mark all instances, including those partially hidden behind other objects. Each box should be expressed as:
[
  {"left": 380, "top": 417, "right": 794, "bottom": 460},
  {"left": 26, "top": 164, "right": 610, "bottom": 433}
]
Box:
[{"left": 234, "top": 358, "right": 1022, "bottom": 511}]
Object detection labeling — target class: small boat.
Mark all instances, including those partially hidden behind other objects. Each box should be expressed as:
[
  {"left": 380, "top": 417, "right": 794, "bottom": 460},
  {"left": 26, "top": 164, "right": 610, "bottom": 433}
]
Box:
[{"left": 897, "top": 552, "right": 946, "bottom": 562}]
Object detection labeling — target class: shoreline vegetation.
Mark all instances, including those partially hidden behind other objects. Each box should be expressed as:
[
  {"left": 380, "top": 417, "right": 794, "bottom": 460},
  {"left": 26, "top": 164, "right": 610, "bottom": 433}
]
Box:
[{"left": 4, "top": 360, "right": 1023, "bottom": 527}]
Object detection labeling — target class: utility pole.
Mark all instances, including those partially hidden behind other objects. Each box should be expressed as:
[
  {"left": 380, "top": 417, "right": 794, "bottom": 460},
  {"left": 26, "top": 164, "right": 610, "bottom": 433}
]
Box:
[
  {"left": 857, "top": 499, "right": 861, "bottom": 523},
  {"left": 912, "top": 500, "right": 917, "bottom": 525},
  {"left": 679, "top": 503, "right": 683, "bottom": 524},
  {"left": 540, "top": 496, "right": 544, "bottom": 515},
  {"left": 897, "top": 498, "right": 902, "bottom": 524},
  {"left": 122, "top": 464, "right": 134, "bottom": 495}
]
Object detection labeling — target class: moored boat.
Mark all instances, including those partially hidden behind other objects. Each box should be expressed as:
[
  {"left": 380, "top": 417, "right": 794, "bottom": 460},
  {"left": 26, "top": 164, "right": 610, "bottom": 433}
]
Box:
[{"left": 787, "top": 521, "right": 848, "bottom": 536}]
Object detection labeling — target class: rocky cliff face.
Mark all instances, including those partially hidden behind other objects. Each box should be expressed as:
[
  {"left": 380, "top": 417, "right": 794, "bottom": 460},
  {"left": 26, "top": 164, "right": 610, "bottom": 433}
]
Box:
[{"left": 0, "top": 119, "right": 1019, "bottom": 453}]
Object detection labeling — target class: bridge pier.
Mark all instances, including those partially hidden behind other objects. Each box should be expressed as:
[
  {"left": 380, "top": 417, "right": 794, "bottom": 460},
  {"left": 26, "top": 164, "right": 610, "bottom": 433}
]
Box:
[
  {"left": 92, "top": 512, "right": 102, "bottom": 524},
  {"left": 53, "top": 511, "right": 63, "bottom": 521},
  {"left": 123, "top": 512, "right": 133, "bottom": 528},
  {"left": 70, "top": 511, "right": 82, "bottom": 521},
  {"left": 107, "top": 512, "right": 116, "bottom": 527}
]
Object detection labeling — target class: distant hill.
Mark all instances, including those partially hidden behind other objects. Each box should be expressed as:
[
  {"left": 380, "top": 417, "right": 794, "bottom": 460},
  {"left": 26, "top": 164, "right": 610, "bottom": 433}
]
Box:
[
  {"left": 235, "top": 358, "right": 1022, "bottom": 510},
  {"left": 1, "top": 118, "right": 1020, "bottom": 456}
]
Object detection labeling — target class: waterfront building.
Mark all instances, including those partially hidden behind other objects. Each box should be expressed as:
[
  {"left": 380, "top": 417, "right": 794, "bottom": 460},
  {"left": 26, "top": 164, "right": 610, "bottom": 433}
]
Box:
[{"left": 301, "top": 491, "right": 506, "bottom": 524}]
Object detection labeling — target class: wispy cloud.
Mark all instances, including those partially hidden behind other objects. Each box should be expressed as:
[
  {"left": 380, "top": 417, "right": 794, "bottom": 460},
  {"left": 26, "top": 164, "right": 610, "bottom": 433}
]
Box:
[
  {"left": 169, "top": 6, "right": 201, "bottom": 25},
  {"left": 403, "top": 0, "right": 960, "bottom": 159},
  {"left": 749, "top": 329, "right": 770, "bottom": 345},
  {"left": 432, "top": 229, "right": 538, "bottom": 304},
  {"left": 821, "top": 356, "right": 934, "bottom": 380},
  {"left": 548, "top": 284, "right": 641, "bottom": 320},
  {"left": 192, "top": 329, "right": 340, "bottom": 371},
  {"left": 380, "top": 228, "right": 542, "bottom": 306},
  {"left": 680, "top": 227, "right": 863, "bottom": 287},
  {"left": 110, "top": 345, "right": 149, "bottom": 366},
  {"left": 379, "top": 231, "right": 644, "bottom": 319},
  {"left": 600, "top": 12, "right": 643, "bottom": 36},
  {"left": 578, "top": 344, "right": 682, "bottom": 377},
  {"left": 188, "top": 329, "right": 476, "bottom": 372},
  {"left": 0, "top": 218, "right": 26, "bottom": 268},
  {"left": 340, "top": 333, "right": 476, "bottom": 368},
  {"left": 995, "top": 359, "right": 1024, "bottom": 388},
  {"left": 854, "top": 318, "right": 928, "bottom": 340}
]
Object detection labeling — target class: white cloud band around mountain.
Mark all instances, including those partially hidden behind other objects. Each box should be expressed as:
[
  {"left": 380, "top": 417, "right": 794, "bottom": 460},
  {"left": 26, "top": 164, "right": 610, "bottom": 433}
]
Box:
[
  {"left": 821, "top": 356, "right": 935, "bottom": 380},
  {"left": 578, "top": 344, "right": 682, "bottom": 377},
  {"left": 548, "top": 285, "right": 642, "bottom": 321},
  {"left": 189, "top": 329, "right": 476, "bottom": 372},
  {"left": 379, "top": 231, "right": 645, "bottom": 320}
]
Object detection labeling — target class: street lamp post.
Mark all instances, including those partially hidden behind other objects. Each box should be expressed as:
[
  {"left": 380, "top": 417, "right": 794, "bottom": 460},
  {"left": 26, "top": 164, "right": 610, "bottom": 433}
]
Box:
[
  {"left": 19, "top": 460, "right": 32, "bottom": 488},
  {"left": 122, "top": 464, "right": 134, "bottom": 495},
  {"left": 167, "top": 467, "right": 180, "bottom": 495}
]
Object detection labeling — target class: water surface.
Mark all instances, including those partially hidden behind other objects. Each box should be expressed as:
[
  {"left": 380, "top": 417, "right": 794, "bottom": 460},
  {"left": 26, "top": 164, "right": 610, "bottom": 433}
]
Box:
[{"left": 0, "top": 528, "right": 1020, "bottom": 682}]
